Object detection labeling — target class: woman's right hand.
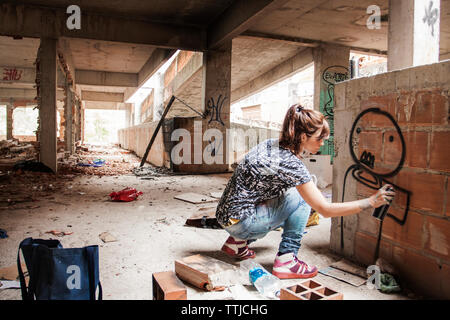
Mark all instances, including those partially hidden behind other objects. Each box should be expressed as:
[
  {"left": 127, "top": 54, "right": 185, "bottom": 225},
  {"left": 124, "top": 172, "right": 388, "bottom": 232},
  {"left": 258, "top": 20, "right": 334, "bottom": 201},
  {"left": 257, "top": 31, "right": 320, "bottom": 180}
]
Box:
[{"left": 369, "top": 184, "right": 395, "bottom": 208}]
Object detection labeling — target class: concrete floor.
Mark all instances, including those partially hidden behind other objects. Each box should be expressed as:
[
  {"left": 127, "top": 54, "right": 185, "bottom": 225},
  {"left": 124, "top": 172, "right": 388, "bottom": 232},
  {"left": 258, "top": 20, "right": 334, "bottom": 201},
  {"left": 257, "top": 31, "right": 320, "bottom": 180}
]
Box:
[{"left": 0, "top": 148, "right": 410, "bottom": 300}]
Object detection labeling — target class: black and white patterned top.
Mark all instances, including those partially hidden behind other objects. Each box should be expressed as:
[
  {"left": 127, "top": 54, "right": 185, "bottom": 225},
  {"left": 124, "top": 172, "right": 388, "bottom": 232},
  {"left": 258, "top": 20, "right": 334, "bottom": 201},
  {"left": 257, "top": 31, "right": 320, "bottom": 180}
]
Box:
[{"left": 216, "top": 138, "right": 312, "bottom": 227}]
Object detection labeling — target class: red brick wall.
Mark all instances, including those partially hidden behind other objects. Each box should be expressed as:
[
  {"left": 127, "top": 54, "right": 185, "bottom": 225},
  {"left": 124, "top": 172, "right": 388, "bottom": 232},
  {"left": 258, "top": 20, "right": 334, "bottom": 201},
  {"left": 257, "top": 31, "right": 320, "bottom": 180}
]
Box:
[{"left": 343, "top": 65, "right": 450, "bottom": 298}]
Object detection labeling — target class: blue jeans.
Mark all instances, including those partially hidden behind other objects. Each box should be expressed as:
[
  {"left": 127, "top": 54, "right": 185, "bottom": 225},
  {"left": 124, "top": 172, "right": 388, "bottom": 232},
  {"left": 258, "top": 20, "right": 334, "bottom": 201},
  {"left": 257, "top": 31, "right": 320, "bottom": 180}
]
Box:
[{"left": 224, "top": 187, "right": 311, "bottom": 255}]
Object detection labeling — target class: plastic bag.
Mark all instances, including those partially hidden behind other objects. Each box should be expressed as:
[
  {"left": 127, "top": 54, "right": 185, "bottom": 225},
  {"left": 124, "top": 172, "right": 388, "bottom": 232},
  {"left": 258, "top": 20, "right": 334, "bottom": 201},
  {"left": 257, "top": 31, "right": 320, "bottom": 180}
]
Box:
[{"left": 109, "top": 187, "right": 143, "bottom": 202}]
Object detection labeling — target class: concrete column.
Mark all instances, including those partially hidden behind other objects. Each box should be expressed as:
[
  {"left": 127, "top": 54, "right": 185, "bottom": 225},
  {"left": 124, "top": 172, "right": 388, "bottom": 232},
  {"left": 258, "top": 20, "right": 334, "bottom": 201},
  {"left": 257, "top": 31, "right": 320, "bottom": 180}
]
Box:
[
  {"left": 200, "top": 41, "right": 232, "bottom": 173},
  {"left": 58, "top": 109, "right": 65, "bottom": 140},
  {"left": 6, "top": 102, "right": 14, "bottom": 140},
  {"left": 313, "top": 44, "right": 350, "bottom": 162},
  {"left": 388, "top": 0, "right": 440, "bottom": 71},
  {"left": 39, "top": 38, "right": 58, "bottom": 173},
  {"left": 64, "top": 81, "right": 74, "bottom": 153},
  {"left": 75, "top": 99, "right": 81, "bottom": 142},
  {"left": 125, "top": 103, "right": 132, "bottom": 127},
  {"left": 81, "top": 106, "right": 85, "bottom": 143}
]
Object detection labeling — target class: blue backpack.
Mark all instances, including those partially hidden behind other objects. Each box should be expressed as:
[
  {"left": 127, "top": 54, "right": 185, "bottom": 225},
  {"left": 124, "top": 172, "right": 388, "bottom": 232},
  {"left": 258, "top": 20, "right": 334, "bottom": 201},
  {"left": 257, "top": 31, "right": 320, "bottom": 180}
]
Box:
[{"left": 17, "top": 238, "right": 102, "bottom": 300}]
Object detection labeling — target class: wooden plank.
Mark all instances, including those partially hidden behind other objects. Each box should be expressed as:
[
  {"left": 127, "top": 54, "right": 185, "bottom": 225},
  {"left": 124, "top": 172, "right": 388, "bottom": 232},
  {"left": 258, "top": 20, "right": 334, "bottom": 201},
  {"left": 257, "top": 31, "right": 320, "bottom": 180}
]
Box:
[
  {"left": 330, "top": 259, "right": 367, "bottom": 278},
  {"left": 318, "top": 266, "right": 366, "bottom": 287},
  {"left": 174, "top": 254, "right": 238, "bottom": 291},
  {"left": 174, "top": 193, "right": 217, "bottom": 204}
]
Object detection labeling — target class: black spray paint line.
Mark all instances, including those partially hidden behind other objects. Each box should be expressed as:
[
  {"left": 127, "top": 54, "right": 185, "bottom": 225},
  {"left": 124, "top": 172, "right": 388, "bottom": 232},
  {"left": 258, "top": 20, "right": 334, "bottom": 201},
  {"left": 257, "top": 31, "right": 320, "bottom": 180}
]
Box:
[
  {"left": 207, "top": 94, "right": 226, "bottom": 126},
  {"left": 340, "top": 108, "right": 412, "bottom": 262}
]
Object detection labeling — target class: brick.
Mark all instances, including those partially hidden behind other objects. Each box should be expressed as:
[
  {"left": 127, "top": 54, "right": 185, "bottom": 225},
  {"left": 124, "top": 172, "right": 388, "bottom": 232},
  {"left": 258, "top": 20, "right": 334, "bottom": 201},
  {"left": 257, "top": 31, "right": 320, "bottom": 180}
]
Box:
[
  {"left": 360, "top": 94, "right": 396, "bottom": 116},
  {"left": 356, "top": 131, "right": 383, "bottom": 164},
  {"left": 424, "top": 215, "right": 450, "bottom": 260},
  {"left": 280, "top": 280, "right": 343, "bottom": 300},
  {"left": 355, "top": 177, "right": 378, "bottom": 198},
  {"left": 446, "top": 177, "right": 449, "bottom": 217},
  {"left": 396, "top": 91, "right": 415, "bottom": 125},
  {"left": 383, "top": 130, "right": 404, "bottom": 166},
  {"left": 359, "top": 103, "right": 397, "bottom": 128},
  {"left": 431, "top": 91, "right": 449, "bottom": 125},
  {"left": 393, "top": 170, "right": 445, "bottom": 214},
  {"left": 152, "top": 271, "right": 187, "bottom": 300},
  {"left": 357, "top": 209, "right": 381, "bottom": 237},
  {"left": 441, "top": 263, "right": 450, "bottom": 299},
  {"left": 391, "top": 246, "right": 442, "bottom": 299},
  {"left": 410, "top": 91, "right": 434, "bottom": 125},
  {"left": 429, "top": 131, "right": 450, "bottom": 172},
  {"left": 381, "top": 208, "right": 424, "bottom": 250},
  {"left": 354, "top": 231, "right": 392, "bottom": 266},
  {"left": 405, "top": 131, "right": 428, "bottom": 169}
]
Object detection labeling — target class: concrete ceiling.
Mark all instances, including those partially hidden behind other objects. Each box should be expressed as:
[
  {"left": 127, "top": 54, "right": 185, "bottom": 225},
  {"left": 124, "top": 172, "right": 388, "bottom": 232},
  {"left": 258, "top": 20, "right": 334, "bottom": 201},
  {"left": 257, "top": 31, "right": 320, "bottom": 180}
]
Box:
[
  {"left": 0, "top": 36, "right": 40, "bottom": 68},
  {"left": 12, "top": 0, "right": 235, "bottom": 27},
  {"left": 68, "top": 39, "right": 157, "bottom": 73},
  {"left": 246, "top": 0, "right": 390, "bottom": 51},
  {"left": 1, "top": 0, "right": 449, "bottom": 110}
]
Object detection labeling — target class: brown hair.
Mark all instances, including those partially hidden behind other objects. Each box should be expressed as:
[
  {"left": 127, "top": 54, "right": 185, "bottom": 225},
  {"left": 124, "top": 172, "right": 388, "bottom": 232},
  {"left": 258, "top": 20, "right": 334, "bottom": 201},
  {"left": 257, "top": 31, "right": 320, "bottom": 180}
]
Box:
[{"left": 279, "top": 104, "right": 330, "bottom": 156}]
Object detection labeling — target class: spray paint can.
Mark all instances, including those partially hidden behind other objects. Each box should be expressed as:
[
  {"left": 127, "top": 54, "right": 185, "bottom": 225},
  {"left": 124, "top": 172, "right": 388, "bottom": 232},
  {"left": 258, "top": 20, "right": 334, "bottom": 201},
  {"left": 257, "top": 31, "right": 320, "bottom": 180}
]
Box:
[{"left": 372, "top": 187, "right": 394, "bottom": 221}]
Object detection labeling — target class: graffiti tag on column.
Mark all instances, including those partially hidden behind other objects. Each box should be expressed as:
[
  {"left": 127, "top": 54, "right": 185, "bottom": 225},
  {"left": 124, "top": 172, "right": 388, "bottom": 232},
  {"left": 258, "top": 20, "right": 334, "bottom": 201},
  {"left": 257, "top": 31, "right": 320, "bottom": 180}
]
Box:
[
  {"left": 423, "top": 1, "right": 439, "bottom": 37},
  {"left": 322, "top": 66, "right": 349, "bottom": 118},
  {"left": 207, "top": 94, "right": 226, "bottom": 126},
  {"left": 2, "top": 68, "right": 23, "bottom": 81}
]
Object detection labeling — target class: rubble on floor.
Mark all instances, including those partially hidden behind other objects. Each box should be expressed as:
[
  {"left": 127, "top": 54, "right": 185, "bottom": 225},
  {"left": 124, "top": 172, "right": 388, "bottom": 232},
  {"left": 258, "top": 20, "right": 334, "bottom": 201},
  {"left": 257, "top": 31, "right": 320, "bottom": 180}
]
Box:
[
  {"left": 0, "top": 171, "right": 73, "bottom": 210},
  {"left": 58, "top": 144, "right": 142, "bottom": 176},
  {"left": 0, "top": 139, "right": 37, "bottom": 171}
]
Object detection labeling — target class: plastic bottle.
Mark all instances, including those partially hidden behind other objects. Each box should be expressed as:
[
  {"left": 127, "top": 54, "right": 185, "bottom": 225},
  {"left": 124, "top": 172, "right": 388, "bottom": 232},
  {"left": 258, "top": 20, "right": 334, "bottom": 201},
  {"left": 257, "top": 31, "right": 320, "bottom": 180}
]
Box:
[{"left": 240, "top": 260, "right": 282, "bottom": 299}]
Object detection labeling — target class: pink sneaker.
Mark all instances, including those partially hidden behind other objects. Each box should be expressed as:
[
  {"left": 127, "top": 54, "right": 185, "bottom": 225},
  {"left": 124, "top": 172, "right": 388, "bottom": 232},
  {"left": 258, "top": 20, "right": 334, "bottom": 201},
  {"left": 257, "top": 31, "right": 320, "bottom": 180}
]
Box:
[
  {"left": 221, "top": 236, "right": 255, "bottom": 260},
  {"left": 272, "top": 252, "right": 318, "bottom": 279}
]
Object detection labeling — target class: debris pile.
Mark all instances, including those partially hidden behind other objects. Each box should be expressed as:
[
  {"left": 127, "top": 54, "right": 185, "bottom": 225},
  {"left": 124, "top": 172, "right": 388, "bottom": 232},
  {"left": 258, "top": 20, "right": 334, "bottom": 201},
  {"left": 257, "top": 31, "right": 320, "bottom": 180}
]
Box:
[
  {"left": 0, "top": 139, "right": 38, "bottom": 170},
  {"left": 132, "top": 165, "right": 173, "bottom": 179},
  {"left": 58, "top": 144, "right": 141, "bottom": 176}
]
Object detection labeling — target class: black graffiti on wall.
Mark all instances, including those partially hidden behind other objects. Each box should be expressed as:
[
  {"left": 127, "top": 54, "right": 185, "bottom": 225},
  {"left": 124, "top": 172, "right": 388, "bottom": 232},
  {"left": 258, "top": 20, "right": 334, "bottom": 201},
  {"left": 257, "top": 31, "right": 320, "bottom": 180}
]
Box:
[
  {"left": 340, "top": 108, "right": 412, "bottom": 259},
  {"left": 322, "top": 65, "right": 349, "bottom": 118},
  {"left": 206, "top": 94, "right": 226, "bottom": 126},
  {"left": 423, "top": 1, "right": 439, "bottom": 37}
]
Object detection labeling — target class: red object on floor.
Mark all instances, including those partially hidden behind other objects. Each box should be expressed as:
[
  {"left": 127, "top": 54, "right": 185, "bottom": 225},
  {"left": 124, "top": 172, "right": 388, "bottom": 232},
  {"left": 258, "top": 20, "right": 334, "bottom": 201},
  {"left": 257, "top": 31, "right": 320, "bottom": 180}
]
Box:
[{"left": 109, "top": 187, "right": 143, "bottom": 202}]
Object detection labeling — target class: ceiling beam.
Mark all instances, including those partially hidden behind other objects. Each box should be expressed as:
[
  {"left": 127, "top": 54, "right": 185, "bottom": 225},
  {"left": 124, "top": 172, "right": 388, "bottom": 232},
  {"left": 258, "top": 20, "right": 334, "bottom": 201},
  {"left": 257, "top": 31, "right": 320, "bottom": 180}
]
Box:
[
  {"left": 240, "top": 32, "right": 387, "bottom": 56},
  {"left": 0, "top": 3, "right": 206, "bottom": 51},
  {"left": 0, "top": 87, "right": 64, "bottom": 100},
  {"left": 207, "top": 0, "right": 290, "bottom": 50},
  {"left": 231, "top": 48, "right": 314, "bottom": 103},
  {"left": 83, "top": 101, "right": 128, "bottom": 110},
  {"left": 81, "top": 90, "right": 124, "bottom": 102},
  {"left": 138, "top": 49, "right": 177, "bottom": 87},
  {"left": 240, "top": 31, "right": 320, "bottom": 48},
  {"left": 75, "top": 70, "right": 138, "bottom": 87}
]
